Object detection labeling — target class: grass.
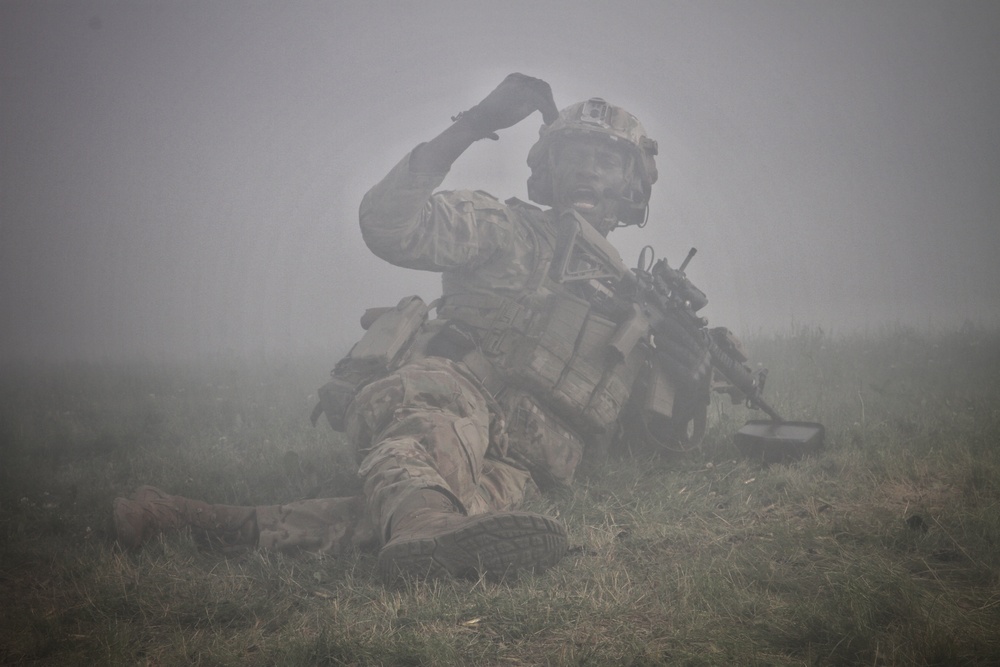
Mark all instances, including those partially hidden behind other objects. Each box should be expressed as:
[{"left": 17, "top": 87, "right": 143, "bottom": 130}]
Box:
[{"left": 2, "top": 325, "right": 1000, "bottom": 665}]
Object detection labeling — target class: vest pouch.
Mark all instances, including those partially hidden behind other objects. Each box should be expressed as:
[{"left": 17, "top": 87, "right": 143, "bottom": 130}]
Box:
[
  {"left": 311, "top": 295, "right": 429, "bottom": 431},
  {"left": 346, "top": 295, "right": 430, "bottom": 374},
  {"left": 505, "top": 292, "right": 642, "bottom": 433},
  {"left": 642, "top": 354, "right": 677, "bottom": 421},
  {"left": 623, "top": 352, "right": 709, "bottom": 451}
]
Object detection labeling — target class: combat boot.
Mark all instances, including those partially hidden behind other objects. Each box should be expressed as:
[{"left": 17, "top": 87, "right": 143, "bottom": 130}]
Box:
[
  {"left": 377, "top": 488, "right": 567, "bottom": 582},
  {"left": 113, "top": 486, "right": 257, "bottom": 549}
]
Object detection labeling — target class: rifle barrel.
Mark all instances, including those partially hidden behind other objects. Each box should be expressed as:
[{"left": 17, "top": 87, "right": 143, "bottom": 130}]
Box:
[{"left": 704, "top": 335, "right": 784, "bottom": 422}]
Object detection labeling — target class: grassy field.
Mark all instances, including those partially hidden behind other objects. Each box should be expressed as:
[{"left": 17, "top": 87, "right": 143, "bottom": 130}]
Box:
[{"left": 2, "top": 325, "right": 999, "bottom": 665}]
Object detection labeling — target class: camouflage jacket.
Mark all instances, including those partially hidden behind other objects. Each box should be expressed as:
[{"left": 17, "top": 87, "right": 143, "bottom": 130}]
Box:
[
  {"left": 360, "top": 150, "right": 551, "bottom": 300},
  {"left": 359, "top": 150, "right": 646, "bottom": 456}
]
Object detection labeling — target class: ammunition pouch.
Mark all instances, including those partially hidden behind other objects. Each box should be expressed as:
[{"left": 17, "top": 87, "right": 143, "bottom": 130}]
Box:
[
  {"left": 503, "top": 291, "right": 645, "bottom": 433},
  {"left": 311, "top": 295, "right": 430, "bottom": 431},
  {"left": 621, "top": 350, "right": 710, "bottom": 454},
  {"left": 439, "top": 288, "right": 645, "bottom": 434}
]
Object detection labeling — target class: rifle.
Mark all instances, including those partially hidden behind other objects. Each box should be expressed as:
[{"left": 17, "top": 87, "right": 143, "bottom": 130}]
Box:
[
  {"left": 550, "top": 211, "right": 780, "bottom": 422},
  {"left": 633, "top": 245, "right": 785, "bottom": 422}
]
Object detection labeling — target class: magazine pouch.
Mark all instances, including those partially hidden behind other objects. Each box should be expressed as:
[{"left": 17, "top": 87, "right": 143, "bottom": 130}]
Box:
[{"left": 311, "top": 295, "right": 429, "bottom": 431}]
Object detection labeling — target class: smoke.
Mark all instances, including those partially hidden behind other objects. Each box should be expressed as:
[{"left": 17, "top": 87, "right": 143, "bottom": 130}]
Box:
[{"left": 2, "top": 1, "right": 998, "bottom": 362}]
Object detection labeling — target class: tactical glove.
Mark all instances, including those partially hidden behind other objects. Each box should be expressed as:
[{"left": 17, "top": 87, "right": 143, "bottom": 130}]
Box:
[{"left": 453, "top": 73, "right": 560, "bottom": 140}]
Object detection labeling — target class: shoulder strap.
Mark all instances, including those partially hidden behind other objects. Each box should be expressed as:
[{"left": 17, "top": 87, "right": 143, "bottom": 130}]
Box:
[{"left": 505, "top": 199, "right": 555, "bottom": 293}]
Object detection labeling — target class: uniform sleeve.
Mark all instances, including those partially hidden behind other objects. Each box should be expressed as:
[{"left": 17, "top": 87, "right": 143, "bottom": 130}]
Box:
[{"left": 359, "top": 148, "right": 512, "bottom": 272}]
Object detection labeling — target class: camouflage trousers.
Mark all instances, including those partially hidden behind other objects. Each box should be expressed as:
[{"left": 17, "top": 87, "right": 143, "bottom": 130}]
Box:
[
  {"left": 345, "top": 357, "right": 537, "bottom": 544},
  {"left": 255, "top": 495, "right": 375, "bottom": 554},
  {"left": 259, "top": 357, "right": 574, "bottom": 553}
]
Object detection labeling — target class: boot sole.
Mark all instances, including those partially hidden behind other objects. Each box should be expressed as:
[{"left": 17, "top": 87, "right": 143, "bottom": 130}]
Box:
[{"left": 378, "top": 512, "right": 567, "bottom": 582}]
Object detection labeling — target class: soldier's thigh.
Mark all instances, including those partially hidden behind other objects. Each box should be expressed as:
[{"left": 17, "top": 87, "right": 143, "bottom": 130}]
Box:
[{"left": 346, "top": 358, "right": 490, "bottom": 460}]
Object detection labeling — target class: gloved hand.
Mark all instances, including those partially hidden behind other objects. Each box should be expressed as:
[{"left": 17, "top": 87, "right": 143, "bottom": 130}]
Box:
[{"left": 453, "top": 73, "right": 560, "bottom": 140}]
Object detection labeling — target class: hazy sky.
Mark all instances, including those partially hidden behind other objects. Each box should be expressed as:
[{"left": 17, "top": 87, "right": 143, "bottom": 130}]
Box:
[{"left": 2, "top": 1, "right": 999, "bottom": 362}]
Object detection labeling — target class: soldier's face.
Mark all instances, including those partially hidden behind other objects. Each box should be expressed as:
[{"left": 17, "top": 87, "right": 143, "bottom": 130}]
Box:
[{"left": 550, "top": 137, "right": 629, "bottom": 230}]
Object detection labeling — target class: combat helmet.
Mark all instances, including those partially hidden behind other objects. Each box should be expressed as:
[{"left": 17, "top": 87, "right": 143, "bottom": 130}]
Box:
[{"left": 527, "top": 97, "right": 658, "bottom": 227}]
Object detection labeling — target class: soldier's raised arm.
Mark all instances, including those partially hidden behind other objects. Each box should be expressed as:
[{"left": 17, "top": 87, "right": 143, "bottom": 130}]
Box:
[
  {"left": 409, "top": 73, "right": 559, "bottom": 172},
  {"left": 359, "top": 74, "right": 557, "bottom": 269}
]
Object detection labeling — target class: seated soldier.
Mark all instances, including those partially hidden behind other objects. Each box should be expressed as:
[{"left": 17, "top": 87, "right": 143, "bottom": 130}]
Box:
[{"left": 114, "top": 73, "right": 675, "bottom": 581}]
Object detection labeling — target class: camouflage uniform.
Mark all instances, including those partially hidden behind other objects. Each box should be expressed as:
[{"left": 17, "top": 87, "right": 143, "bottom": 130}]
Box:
[
  {"left": 339, "top": 148, "right": 645, "bottom": 545},
  {"left": 115, "top": 88, "right": 662, "bottom": 567}
]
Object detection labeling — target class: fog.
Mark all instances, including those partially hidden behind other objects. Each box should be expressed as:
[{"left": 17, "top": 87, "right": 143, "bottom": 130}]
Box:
[{"left": 2, "top": 1, "right": 999, "bottom": 363}]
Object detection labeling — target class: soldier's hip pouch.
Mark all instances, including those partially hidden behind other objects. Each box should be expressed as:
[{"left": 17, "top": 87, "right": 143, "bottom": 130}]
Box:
[{"left": 312, "top": 295, "right": 430, "bottom": 431}]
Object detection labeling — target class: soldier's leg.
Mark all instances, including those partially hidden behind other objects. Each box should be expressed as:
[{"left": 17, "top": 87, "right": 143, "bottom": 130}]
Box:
[
  {"left": 345, "top": 358, "right": 565, "bottom": 580},
  {"left": 114, "top": 486, "right": 257, "bottom": 549},
  {"left": 466, "top": 457, "right": 537, "bottom": 515},
  {"left": 256, "top": 496, "right": 376, "bottom": 554},
  {"left": 114, "top": 487, "right": 374, "bottom": 555},
  {"left": 346, "top": 358, "right": 494, "bottom": 540}
]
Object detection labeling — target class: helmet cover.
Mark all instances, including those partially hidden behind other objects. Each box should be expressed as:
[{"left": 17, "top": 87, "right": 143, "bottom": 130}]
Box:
[{"left": 527, "top": 98, "right": 658, "bottom": 226}]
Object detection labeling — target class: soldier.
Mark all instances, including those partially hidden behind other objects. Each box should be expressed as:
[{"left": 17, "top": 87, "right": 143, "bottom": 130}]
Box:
[{"left": 114, "top": 73, "right": 663, "bottom": 581}]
